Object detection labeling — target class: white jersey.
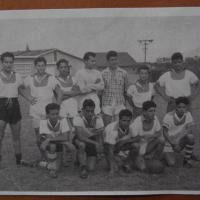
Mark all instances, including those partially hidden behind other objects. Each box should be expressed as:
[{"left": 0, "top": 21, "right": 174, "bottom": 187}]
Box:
[{"left": 0, "top": 71, "right": 22, "bottom": 98}]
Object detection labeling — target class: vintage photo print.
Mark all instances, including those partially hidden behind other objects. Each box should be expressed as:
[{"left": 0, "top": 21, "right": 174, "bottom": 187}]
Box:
[{"left": 0, "top": 7, "right": 199, "bottom": 195}]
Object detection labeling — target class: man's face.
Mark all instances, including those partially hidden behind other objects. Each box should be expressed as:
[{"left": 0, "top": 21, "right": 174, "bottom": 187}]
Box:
[
  {"left": 83, "top": 106, "right": 95, "bottom": 120},
  {"left": 36, "top": 61, "right": 46, "bottom": 75},
  {"left": 172, "top": 58, "right": 184, "bottom": 72},
  {"left": 47, "top": 109, "right": 59, "bottom": 123},
  {"left": 58, "top": 62, "right": 70, "bottom": 77},
  {"left": 119, "top": 116, "right": 132, "bottom": 130},
  {"left": 108, "top": 56, "right": 118, "bottom": 68},
  {"left": 176, "top": 103, "right": 187, "bottom": 117},
  {"left": 2, "top": 56, "right": 14, "bottom": 72},
  {"left": 143, "top": 107, "right": 156, "bottom": 121},
  {"left": 85, "top": 56, "right": 96, "bottom": 69},
  {"left": 139, "top": 69, "right": 149, "bottom": 82}
]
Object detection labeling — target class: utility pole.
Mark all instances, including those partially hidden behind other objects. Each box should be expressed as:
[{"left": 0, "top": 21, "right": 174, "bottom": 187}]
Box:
[{"left": 138, "top": 39, "right": 154, "bottom": 63}]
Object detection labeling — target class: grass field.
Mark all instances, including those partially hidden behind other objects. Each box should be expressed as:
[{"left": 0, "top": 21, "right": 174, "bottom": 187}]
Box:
[{"left": 1, "top": 77, "right": 200, "bottom": 192}]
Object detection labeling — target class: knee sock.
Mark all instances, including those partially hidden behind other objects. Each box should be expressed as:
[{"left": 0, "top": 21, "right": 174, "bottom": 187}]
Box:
[{"left": 184, "top": 144, "right": 194, "bottom": 161}]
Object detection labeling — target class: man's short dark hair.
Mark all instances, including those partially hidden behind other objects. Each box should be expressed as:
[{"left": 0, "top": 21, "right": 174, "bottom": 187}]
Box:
[
  {"left": 34, "top": 56, "right": 47, "bottom": 66},
  {"left": 45, "top": 103, "right": 60, "bottom": 114},
  {"left": 56, "top": 59, "right": 69, "bottom": 68},
  {"left": 171, "top": 52, "right": 183, "bottom": 61},
  {"left": 138, "top": 64, "right": 150, "bottom": 73},
  {"left": 175, "top": 97, "right": 190, "bottom": 106},
  {"left": 142, "top": 101, "right": 157, "bottom": 111},
  {"left": 83, "top": 52, "right": 96, "bottom": 61},
  {"left": 119, "top": 109, "right": 133, "bottom": 120},
  {"left": 106, "top": 50, "right": 118, "bottom": 61},
  {"left": 82, "top": 99, "right": 95, "bottom": 109},
  {"left": 1, "top": 52, "right": 14, "bottom": 62}
]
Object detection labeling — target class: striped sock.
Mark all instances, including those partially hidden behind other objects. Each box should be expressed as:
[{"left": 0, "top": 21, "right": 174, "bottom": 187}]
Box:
[{"left": 184, "top": 144, "right": 193, "bottom": 161}]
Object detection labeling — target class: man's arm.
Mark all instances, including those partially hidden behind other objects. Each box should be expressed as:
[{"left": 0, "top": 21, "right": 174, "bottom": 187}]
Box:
[
  {"left": 154, "top": 82, "right": 170, "bottom": 102},
  {"left": 54, "top": 85, "right": 63, "bottom": 105},
  {"left": 18, "top": 85, "right": 37, "bottom": 105}
]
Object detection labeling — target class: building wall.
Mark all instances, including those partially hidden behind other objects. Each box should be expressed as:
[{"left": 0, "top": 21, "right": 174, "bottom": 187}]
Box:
[{"left": 13, "top": 50, "right": 85, "bottom": 77}]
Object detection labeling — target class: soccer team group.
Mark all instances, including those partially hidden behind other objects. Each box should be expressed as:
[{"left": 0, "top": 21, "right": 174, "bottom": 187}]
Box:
[{"left": 0, "top": 50, "right": 199, "bottom": 178}]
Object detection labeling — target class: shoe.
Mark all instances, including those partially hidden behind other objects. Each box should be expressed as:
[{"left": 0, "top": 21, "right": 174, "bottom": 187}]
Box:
[
  {"left": 80, "top": 167, "right": 88, "bottom": 179},
  {"left": 49, "top": 170, "right": 58, "bottom": 178},
  {"left": 183, "top": 159, "right": 193, "bottom": 168},
  {"left": 122, "top": 165, "right": 131, "bottom": 173}
]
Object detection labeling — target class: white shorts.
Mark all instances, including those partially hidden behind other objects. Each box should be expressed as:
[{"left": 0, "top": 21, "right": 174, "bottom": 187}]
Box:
[
  {"left": 102, "top": 104, "right": 125, "bottom": 116},
  {"left": 60, "top": 98, "right": 78, "bottom": 119}
]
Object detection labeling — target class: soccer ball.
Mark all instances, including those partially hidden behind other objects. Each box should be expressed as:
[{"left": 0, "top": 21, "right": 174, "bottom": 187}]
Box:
[{"left": 146, "top": 159, "right": 165, "bottom": 174}]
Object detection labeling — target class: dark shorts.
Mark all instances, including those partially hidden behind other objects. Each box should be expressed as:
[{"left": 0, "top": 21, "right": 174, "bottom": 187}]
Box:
[
  {"left": 73, "top": 136, "right": 97, "bottom": 157},
  {"left": 0, "top": 98, "right": 22, "bottom": 124}
]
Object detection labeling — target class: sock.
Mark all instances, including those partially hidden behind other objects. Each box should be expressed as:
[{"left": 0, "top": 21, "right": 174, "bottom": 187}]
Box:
[
  {"left": 184, "top": 144, "right": 193, "bottom": 162},
  {"left": 15, "top": 153, "right": 22, "bottom": 165}
]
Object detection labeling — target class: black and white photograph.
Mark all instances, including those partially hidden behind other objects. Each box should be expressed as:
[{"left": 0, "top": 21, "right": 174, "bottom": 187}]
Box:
[{"left": 0, "top": 7, "right": 200, "bottom": 195}]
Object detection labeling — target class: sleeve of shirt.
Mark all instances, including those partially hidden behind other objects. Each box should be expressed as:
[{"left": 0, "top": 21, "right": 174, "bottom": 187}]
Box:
[
  {"left": 104, "top": 124, "right": 116, "bottom": 145},
  {"left": 75, "top": 70, "right": 88, "bottom": 92},
  {"left": 188, "top": 71, "right": 199, "bottom": 85},
  {"left": 151, "top": 83, "right": 156, "bottom": 96},
  {"left": 158, "top": 73, "right": 167, "bottom": 87},
  {"left": 61, "top": 118, "right": 70, "bottom": 133},
  {"left": 39, "top": 120, "right": 47, "bottom": 135},
  {"left": 155, "top": 116, "right": 162, "bottom": 132},
  {"left": 163, "top": 114, "right": 171, "bottom": 129},
  {"left": 95, "top": 116, "right": 104, "bottom": 129},
  {"left": 185, "top": 112, "right": 194, "bottom": 129},
  {"left": 73, "top": 116, "right": 84, "bottom": 127},
  {"left": 129, "top": 119, "right": 140, "bottom": 137}
]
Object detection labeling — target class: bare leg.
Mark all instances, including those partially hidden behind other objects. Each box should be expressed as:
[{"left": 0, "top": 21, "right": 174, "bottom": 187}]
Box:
[
  {"left": 10, "top": 121, "right": 22, "bottom": 165},
  {"left": 0, "top": 120, "right": 7, "bottom": 166}
]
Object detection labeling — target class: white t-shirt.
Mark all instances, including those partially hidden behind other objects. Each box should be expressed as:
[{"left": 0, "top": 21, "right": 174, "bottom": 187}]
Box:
[
  {"left": 0, "top": 72, "right": 23, "bottom": 98},
  {"left": 73, "top": 114, "right": 104, "bottom": 130},
  {"left": 158, "top": 70, "right": 198, "bottom": 98},
  {"left": 57, "top": 76, "right": 77, "bottom": 92},
  {"left": 75, "top": 68, "right": 104, "bottom": 114},
  {"left": 163, "top": 111, "right": 194, "bottom": 139},
  {"left": 39, "top": 118, "right": 70, "bottom": 138},
  {"left": 104, "top": 121, "right": 132, "bottom": 145},
  {"left": 127, "top": 82, "right": 155, "bottom": 108},
  {"left": 130, "top": 115, "right": 161, "bottom": 138}
]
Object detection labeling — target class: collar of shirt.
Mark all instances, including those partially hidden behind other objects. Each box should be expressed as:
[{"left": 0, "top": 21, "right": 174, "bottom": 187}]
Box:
[{"left": 47, "top": 119, "right": 60, "bottom": 132}]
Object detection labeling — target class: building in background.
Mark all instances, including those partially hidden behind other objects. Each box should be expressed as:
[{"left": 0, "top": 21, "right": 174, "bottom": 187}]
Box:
[{"left": 6, "top": 46, "right": 84, "bottom": 77}]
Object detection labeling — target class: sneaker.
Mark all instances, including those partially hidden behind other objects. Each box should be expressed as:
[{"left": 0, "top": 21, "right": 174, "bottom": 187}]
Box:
[
  {"left": 183, "top": 159, "right": 193, "bottom": 168},
  {"left": 122, "top": 165, "right": 131, "bottom": 173},
  {"left": 49, "top": 170, "right": 58, "bottom": 178}
]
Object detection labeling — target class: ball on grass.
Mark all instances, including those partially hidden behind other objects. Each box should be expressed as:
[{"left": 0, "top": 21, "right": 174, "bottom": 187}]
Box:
[{"left": 146, "top": 159, "right": 165, "bottom": 174}]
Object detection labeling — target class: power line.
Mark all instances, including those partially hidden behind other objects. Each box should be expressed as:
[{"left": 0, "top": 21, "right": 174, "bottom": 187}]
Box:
[{"left": 138, "top": 39, "right": 154, "bottom": 63}]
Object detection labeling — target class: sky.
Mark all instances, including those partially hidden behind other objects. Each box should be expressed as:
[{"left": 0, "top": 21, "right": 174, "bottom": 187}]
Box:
[{"left": 0, "top": 10, "right": 200, "bottom": 62}]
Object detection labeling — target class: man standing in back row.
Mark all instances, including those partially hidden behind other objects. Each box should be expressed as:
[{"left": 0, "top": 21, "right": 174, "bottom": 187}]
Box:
[
  {"left": 101, "top": 51, "right": 129, "bottom": 126},
  {"left": 75, "top": 52, "right": 104, "bottom": 114}
]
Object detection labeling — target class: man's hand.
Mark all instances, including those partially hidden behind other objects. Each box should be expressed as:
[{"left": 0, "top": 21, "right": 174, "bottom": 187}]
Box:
[{"left": 29, "top": 97, "right": 38, "bottom": 105}]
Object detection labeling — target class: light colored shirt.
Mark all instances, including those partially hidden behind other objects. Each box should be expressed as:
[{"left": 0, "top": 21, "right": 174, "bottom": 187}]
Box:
[
  {"left": 39, "top": 118, "right": 70, "bottom": 138},
  {"left": 158, "top": 70, "right": 198, "bottom": 98},
  {"left": 102, "top": 67, "right": 128, "bottom": 106},
  {"left": 163, "top": 111, "right": 194, "bottom": 139},
  {"left": 75, "top": 68, "right": 104, "bottom": 114},
  {"left": 104, "top": 121, "right": 132, "bottom": 145},
  {"left": 24, "top": 74, "right": 59, "bottom": 102},
  {"left": 130, "top": 115, "right": 161, "bottom": 138},
  {"left": 0, "top": 71, "right": 22, "bottom": 98},
  {"left": 127, "top": 81, "right": 155, "bottom": 108},
  {"left": 73, "top": 113, "right": 104, "bottom": 129}
]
